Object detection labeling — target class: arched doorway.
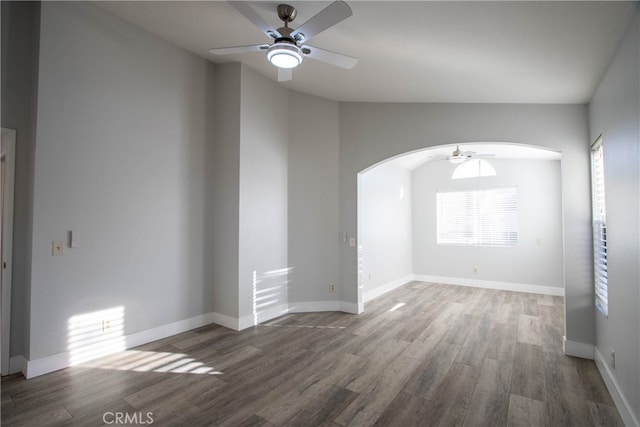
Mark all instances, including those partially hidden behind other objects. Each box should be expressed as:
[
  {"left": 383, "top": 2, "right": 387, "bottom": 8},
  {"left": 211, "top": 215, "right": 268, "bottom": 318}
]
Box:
[{"left": 356, "top": 142, "right": 564, "bottom": 309}]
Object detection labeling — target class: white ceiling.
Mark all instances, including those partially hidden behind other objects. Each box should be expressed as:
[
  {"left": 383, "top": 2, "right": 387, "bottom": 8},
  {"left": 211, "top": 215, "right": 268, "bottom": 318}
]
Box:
[{"left": 96, "top": 1, "right": 636, "bottom": 104}]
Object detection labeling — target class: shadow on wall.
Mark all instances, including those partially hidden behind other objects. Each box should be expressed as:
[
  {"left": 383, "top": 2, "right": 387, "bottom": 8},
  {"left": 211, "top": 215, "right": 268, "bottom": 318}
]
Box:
[
  {"left": 68, "top": 307, "right": 126, "bottom": 365},
  {"left": 69, "top": 307, "right": 225, "bottom": 375},
  {"left": 252, "top": 267, "right": 292, "bottom": 325}
]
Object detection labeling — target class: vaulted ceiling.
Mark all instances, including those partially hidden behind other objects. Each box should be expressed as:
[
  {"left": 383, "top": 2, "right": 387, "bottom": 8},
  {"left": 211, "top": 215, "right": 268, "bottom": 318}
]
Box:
[{"left": 97, "top": 1, "right": 636, "bottom": 103}]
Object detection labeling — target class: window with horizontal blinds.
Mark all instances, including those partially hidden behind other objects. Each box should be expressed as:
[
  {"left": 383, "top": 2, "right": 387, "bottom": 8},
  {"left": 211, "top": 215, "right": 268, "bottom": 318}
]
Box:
[
  {"left": 437, "top": 187, "right": 518, "bottom": 247},
  {"left": 591, "top": 138, "right": 608, "bottom": 316}
]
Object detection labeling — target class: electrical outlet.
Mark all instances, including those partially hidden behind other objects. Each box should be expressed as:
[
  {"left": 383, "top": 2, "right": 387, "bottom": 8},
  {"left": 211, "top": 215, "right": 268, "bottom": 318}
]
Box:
[
  {"left": 610, "top": 349, "right": 615, "bottom": 369},
  {"left": 473, "top": 266, "right": 478, "bottom": 274},
  {"left": 52, "top": 241, "right": 64, "bottom": 256},
  {"left": 102, "top": 319, "right": 113, "bottom": 333},
  {"left": 329, "top": 283, "right": 336, "bottom": 293}
]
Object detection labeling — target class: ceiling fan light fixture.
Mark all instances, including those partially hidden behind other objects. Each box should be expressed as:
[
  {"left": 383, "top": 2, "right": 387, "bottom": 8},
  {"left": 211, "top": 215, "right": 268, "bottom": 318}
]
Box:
[
  {"left": 447, "top": 146, "right": 466, "bottom": 163},
  {"left": 267, "top": 42, "right": 303, "bottom": 69}
]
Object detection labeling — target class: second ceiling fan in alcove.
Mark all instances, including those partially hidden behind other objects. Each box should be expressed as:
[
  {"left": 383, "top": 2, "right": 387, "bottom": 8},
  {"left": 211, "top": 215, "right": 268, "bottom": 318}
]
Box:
[{"left": 209, "top": 1, "right": 358, "bottom": 82}]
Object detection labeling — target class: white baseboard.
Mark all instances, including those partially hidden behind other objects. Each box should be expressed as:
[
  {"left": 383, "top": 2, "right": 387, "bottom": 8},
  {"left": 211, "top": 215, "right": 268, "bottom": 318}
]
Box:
[
  {"left": 563, "top": 337, "right": 594, "bottom": 359},
  {"left": 25, "top": 352, "right": 70, "bottom": 378},
  {"left": 209, "top": 311, "right": 240, "bottom": 331},
  {"left": 413, "top": 274, "right": 564, "bottom": 296},
  {"left": 363, "top": 274, "right": 414, "bottom": 303},
  {"left": 25, "top": 311, "right": 221, "bottom": 379},
  {"left": 212, "top": 300, "right": 361, "bottom": 330},
  {"left": 124, "top": 312, "right": 221, "bottom": 349},
  {"left": 289, "top": 301, "right": 340, "bottom": 312},
  {"left": 288, "top": 300, "right": 361, "bottom": 315},
  {"left": 339, "top": 301, "right": 362, "bottom": 314},
  {"left": 237, "top": 303, "right": 290, "bottom": 330},
  {"left": 594, "top": 346, "right": 640, "bottom": 427}
]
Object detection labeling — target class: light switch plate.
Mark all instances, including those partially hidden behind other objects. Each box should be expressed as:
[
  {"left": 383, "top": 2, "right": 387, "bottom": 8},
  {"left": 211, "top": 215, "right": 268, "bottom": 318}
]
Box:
[
  {"left": 70, "top": 230, "right": 80, "bottom": 248},
  {"left": 52, "top": 241, "right": 64, "bottom": 256}
]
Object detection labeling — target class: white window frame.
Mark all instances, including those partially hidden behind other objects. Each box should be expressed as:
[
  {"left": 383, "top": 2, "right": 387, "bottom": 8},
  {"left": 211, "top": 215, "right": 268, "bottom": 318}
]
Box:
[
  {"left": 591, "top": 136, "right": 608, "bottom": 316},
  {"left": 452, "top": 158, "right": 497, "bottom": 180},
  {"left": 436, "top": 186, "right": 518, "bottom": 247}
]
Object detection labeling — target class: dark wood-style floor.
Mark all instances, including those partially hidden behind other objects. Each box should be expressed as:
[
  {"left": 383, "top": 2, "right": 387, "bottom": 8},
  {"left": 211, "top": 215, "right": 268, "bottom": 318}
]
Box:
[{"left": 2, "top": 282, "right": 623, "bottom": 426}]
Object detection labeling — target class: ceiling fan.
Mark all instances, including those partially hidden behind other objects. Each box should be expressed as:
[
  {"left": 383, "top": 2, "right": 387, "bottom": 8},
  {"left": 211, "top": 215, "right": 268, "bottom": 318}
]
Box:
[
  {"left": 209, "top": 1, "right": 358, "bottom": 82},
  {"left": 431, "top": 146, "right": 497, "bottom": 164}
]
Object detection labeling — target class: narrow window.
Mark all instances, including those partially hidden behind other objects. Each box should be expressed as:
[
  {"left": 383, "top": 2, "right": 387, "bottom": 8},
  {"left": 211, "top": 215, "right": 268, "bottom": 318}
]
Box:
[
  {"left": 437, "top": 187, "right": 518, "bottom": 247},
  {"left": 591, "top": 137, "right": 608, "bottom": 316}
]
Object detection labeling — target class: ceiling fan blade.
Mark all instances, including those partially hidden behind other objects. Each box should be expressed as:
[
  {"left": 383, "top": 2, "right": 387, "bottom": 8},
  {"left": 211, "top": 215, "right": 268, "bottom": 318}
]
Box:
[
  {"left": 209, "top": 44, "right": 269, "bottom": 56},
  {"left": 472, "top": 153, "right": 496, "bottom": 159},
  {"left": 303, "top": 45, "right": 358, "bottom": 69},
  {"left": 290, "top": 1, "right": 352, "bottom": 43},
  {"left": 278, "top": 68, "right": 292, "bottom": 82},
  {"left": 229, "top": 1, "right": 281, "bottom": 38},
  {"left": 427, "top": 155, "right": 449, "bottom": 163}
]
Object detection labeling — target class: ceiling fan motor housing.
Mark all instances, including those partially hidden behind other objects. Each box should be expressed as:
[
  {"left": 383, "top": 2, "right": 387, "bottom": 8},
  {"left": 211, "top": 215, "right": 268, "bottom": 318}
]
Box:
[{"left": 277, "top": 4, "right": 297, "bottom": 23}]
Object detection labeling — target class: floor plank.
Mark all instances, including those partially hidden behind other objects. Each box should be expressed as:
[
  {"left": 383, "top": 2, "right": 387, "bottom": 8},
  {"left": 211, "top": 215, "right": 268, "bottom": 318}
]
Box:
[
  {"left": 420, "top": 363, "right": 480, "bottom": 426},
  {"left": 510, "top": 342, "right": 547, "bottom": 402},
  {"left": 463, "top": 358, "right": 512, "bottom": 426},
  {"left": 516, "top": 314, "right": 542, "bottom": 345},
  {"left": 507, "top": 393, "right": 549, "bottom": 427},
  {"left": 587, "top": 400, "right": 625, "bottom": 427},
  {"left": 373, "top": 392, "right": 429, "bottom": 427},
  {"left": 545, "top": 361, "right": 594, "bottom": 426}
]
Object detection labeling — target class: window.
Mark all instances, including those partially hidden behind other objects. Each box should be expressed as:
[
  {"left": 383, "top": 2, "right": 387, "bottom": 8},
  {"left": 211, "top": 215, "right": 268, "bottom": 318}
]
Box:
[
  {"left": 437, "top": 187, "right": 518, "bottom": 246},
  {"left": 591, "top": 137, "right": 608, "bottom": 316},
  {"left": 452, "top": 159, "right": 497, "bottom": 179}
]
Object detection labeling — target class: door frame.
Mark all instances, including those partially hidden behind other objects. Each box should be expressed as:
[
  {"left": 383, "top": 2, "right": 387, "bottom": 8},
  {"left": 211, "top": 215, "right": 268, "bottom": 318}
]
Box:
[{"left": 1, "top": 128, "right": 16, "bottom": 376}]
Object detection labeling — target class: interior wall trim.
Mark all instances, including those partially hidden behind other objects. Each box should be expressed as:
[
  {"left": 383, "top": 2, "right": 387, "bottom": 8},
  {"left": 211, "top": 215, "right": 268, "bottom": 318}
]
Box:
[
  {"left": 594, "top": 346, "right": 640, "bottom": 427},
  {"left": 563, "top": 337, "right": 594, "bottom": 359},
  {"left": 363, "top": 274, "right": 414, "bottom": 303},
  {"left": 24, "top": 312, "right": 220, "bottom": 378},
  {"left": 412, "top": 275, "right": 565, "bottom": 296}
]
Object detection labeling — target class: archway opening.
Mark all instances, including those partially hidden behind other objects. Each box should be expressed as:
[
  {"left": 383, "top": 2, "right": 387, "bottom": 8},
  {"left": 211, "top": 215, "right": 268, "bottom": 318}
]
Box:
[{"left": 356, "top": 142, "right": 563, "bottom": 308}]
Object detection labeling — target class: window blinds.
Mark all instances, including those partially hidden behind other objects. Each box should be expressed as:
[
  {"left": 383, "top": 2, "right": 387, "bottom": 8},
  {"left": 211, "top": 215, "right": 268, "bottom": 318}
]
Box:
[
  {"left": 437, "top": 187, "right": 518, "bottom": 247},
  {"left": 591, "top": 139, "right": 608, "bottom": 316}
]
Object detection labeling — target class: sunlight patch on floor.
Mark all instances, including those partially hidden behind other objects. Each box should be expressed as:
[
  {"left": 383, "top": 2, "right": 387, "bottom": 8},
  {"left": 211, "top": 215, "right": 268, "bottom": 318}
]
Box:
[
  {"left": 78, "top": 350, "right": 223, "bottom": 375},
  {"left": 389, "top": 302, "right": 406, "bottom": 312},
  {"left": 259, "top": 324, "right": 346, "bottom": 329}
]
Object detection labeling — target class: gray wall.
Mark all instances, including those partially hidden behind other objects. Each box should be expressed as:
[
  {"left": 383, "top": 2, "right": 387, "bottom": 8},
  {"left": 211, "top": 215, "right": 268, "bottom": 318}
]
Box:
[
  {"left": 412, "top": 158, "right": 563, "bottom": 288},
  {"left": 30, "top": 2, "right": 216, "bottom": 359},
  {"left": 1, "top": 1, "right": 40, "bottom": 358},
  {"left": 358, "top": 159, "right": 413, "bottom": 296},
  {"left": 211, "top": 63, "right": 241, "bottom": 320},
  {"left": 288, "top": 91, "right": 340, "bottom": 306},
  {"left": 339, "top": 103, "right": 592, "bottom": 343},
  {"left": 238, "top": 65, "right": 289, "bottom": 325},
  {"left": 589, "top": 5, "right": 640, "bottom": 421},
  {"left": 211, "top": 63, "right": 291, "bottom": 326}
]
